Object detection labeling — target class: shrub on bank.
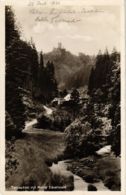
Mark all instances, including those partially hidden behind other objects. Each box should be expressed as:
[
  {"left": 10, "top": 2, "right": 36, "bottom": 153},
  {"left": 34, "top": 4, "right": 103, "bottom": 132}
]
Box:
[
  {"left": 52, "top": 109, "right": 72, "bottom": 131},
  {"left": 64, "top": 118, "right": 107, "bottom": 158},
  {"left": 37, "top": 114, "right": 52, "bottom": 129},
  {"left": 46, "top": 172, "right": 74, "bottom": 191},
  {"left": 64, "top": 119, "right": 92, "bottom": 158},
  {"left": 6, "top": 111, "right": 19, "bottom": 139},
  {"left": 36, "top": 108, "right": 72, "bottom": 132}
]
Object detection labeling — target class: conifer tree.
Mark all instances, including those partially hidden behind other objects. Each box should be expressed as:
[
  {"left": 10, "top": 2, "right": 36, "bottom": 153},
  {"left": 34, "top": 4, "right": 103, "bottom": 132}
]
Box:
[
  {"left": 107, "top": 50, "right": 120, "bottom": 156},
  {"left": 44, "top": 61, "right": 58, "bottom": 101},
  {"left": 39, "top": 51, "right": 44, "bottom": 69},
  {"left": 87, "top": 48, "right": 120, "bottom": 156},
  {"left": 5, "top": 6, "right": 20, "bottom": 47},
  {"left": 6, "top": 6, "right": 26, "bottom": 136},
  {"left": 88, "top": 67, "right": 95, "bottom": 93},
  {"left": 71, "top": 88, "right": 80, "bottom": 104}
]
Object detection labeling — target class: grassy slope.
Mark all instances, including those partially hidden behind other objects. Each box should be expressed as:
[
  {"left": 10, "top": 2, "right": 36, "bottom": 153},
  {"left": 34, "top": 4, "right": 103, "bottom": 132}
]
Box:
[{"left": 6, "top": 128, "right": 65, "bottom": 190}]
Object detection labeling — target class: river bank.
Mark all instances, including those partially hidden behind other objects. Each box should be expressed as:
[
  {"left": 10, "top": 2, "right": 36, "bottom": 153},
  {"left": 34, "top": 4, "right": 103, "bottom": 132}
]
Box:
[
  {"left": 6, "top": 126, "right": 65, "bottom": 190},
  {"left": 49, "top": 160, "right": 110, "bottom": 191},
  {"left": 66, "top": 154, "right": 120, "bottom": 191},
  {"left": 6, "top": 117, "right": 121, "bottom": 191}
]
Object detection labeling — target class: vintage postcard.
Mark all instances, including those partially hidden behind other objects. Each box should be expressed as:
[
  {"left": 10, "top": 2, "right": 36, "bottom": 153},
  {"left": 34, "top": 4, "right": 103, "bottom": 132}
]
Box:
[{"left": 0, "top": 0, "right": 125, "bottom": 194}]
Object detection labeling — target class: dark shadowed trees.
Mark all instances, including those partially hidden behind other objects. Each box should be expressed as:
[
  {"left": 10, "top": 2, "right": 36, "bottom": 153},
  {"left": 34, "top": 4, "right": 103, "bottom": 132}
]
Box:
[
  {"left": 6, "top": 6, "right": 58, "bottom": 138},
  {"left": 6, "top": 6, "right": 26, "bottom": 136},
  {"left": 88, "top": 48, "right": 120, "bottom": 156}
]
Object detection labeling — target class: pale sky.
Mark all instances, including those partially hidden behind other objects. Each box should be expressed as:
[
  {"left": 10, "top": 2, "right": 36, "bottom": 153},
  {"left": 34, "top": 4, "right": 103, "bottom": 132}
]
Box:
[{"left": 13, "top": 5, "right": 121, "bottom": 55}]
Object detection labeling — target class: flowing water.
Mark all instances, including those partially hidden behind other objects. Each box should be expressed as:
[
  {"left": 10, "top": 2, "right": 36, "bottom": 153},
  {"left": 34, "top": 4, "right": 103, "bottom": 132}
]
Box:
[
  {"left": 23, "top": 118, "right": 37, "bottom": 132},
  {"left": 50, "top": 160, "right": 110, "bottom": 191},
  {"left": 23, "top": 105, "right": 53, "bottom": 132},
  {"left": 23, "top": 109, "right": 110, "bottom": 191},
  {"left": 43, "top": 105, "right": 53, "bottom": 115}
]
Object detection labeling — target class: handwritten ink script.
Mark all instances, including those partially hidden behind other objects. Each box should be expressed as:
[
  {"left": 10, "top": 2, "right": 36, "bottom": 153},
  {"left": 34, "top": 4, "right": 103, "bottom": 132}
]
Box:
[
  {"left": 28, "top": 0, "right": 61, "bottom": 6},
  {"left": 27, "top": 0, "right": 104, "bottom": 23}
]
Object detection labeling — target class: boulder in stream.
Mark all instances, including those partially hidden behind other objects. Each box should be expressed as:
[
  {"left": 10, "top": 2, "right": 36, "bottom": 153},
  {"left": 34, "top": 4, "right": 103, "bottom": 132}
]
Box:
[
  {"left": 88, "top": 184, "right": 97, "bottom": 191},
  {"left": 84, "top": 174, "right": 100, "bottom": 183},
  {"left": 37, "top": 114, "right": 52, "bottom": 129}
]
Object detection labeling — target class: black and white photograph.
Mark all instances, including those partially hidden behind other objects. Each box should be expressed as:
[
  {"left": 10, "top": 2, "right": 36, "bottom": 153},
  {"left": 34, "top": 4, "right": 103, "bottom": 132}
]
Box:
[{"left": 0, "top": 0, "right": 125, "bottom": 193}]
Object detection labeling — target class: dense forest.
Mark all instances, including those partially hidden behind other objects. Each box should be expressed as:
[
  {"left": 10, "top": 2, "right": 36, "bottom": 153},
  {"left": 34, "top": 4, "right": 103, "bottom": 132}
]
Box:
[
  {"left": 6, "top": 6, "right": 58, "bottom": 137},
  {"left": 5, "top": 6, "right": 120, "bottom": 191}
]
